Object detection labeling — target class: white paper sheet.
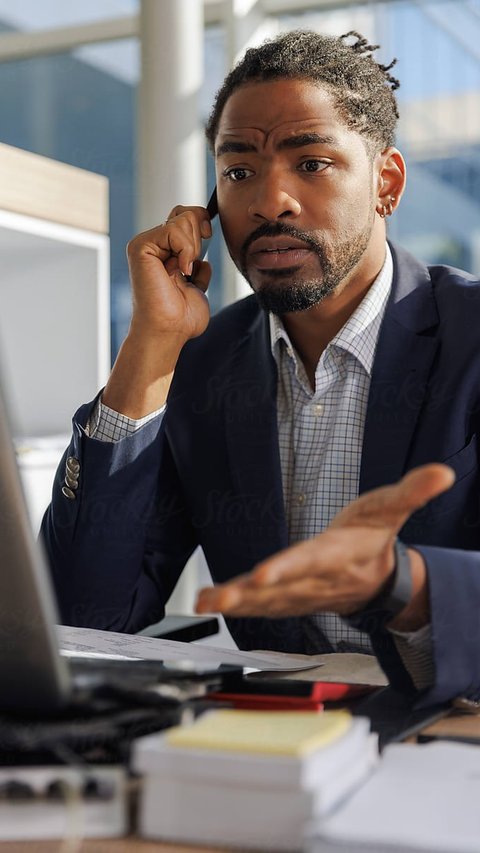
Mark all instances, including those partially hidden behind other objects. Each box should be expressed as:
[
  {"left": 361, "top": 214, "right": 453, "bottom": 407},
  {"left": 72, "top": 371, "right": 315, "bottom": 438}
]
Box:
[
  {"left": 308, "top": 741, "right": 480, "bottom": 853},
  {"left": 57, "top": 625, "right": 322, "bottom": 672}
]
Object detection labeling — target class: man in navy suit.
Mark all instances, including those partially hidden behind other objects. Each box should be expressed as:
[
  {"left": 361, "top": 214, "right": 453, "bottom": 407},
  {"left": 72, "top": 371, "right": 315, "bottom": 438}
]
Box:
[{"left": 44, "top": 31, "right": 480, "bottom": 706}]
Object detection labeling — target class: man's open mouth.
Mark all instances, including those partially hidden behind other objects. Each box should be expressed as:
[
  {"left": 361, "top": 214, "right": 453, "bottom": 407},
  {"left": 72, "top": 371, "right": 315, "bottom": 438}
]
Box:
[{"left": 249, "top": 238, "right": 313, "bottom": 269}]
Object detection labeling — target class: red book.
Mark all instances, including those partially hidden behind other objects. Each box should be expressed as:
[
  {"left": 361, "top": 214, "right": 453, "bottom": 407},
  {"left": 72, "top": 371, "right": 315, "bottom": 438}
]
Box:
[
  {"left": 207, "top": 681, "right": 375, "bottom": 711},
  {"left": 207, "top": 692, "right": 324, "bottom": 711}
]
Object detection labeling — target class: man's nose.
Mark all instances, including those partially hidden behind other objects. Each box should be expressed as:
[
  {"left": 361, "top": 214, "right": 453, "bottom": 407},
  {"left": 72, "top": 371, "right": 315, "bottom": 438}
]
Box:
[{"left": 247, "top": 172, "right": 301, "bottom": 221}]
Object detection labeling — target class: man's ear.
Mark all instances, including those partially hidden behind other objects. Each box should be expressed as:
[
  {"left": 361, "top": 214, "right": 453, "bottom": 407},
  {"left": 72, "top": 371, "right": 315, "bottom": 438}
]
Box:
[{"left": 375, "top": 147, "right": 406, "bottom": 219}]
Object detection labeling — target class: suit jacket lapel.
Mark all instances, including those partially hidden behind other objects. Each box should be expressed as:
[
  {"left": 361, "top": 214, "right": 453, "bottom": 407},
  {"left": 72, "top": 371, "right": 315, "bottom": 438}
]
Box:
[
  {"left": 360, "top": 244, "right": 440, "bottom": 493},
  {"left": 223, "top": 306, "right": 289, "bottom": 560},
  {"left": 218, "top": 304, "right": 307, "bottom": 653}
]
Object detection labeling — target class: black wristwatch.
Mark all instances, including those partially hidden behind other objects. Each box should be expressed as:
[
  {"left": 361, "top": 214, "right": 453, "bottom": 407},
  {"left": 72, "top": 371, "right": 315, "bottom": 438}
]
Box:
[{"left": 344, "top": 539, "right": 413, "bottom": 632}]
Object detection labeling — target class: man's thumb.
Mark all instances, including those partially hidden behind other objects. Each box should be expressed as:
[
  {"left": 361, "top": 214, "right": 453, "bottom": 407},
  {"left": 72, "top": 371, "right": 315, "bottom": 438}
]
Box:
[
  {"left": 331, "top": 463, "right": 455, "bottom": 533},
  {"left": 397, "top": 463, "right": 455, "bottom": 514}
]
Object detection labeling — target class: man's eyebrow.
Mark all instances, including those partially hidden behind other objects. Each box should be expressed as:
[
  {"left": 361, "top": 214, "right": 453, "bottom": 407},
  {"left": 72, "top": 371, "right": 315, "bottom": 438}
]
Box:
[
  {"left": 216, "top": 140, "right": 257, "bottom": 157},
  {"left": 216, "top": 133, "right": 339, "bottom": 157},
  {"left": 278, "top": 133, "right": 338, "bottom": 150}
]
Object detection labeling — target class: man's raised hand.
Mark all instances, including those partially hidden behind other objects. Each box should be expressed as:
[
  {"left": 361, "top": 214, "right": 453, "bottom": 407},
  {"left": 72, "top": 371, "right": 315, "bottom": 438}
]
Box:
[
  {"left": 195, "top": 464, "right": 455, "bottom": 628},
  {"left": 127, "top": 206, "right": 213, "bottom": 344},
  {"left": 102, "top": 205, "right": 213, "bottom": 418}
]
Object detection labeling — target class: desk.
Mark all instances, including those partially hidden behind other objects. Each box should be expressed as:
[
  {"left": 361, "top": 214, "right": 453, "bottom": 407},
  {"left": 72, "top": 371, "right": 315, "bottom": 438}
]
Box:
[
  {"left": 1, "top": 708, "right": 478, "bottom": 853},
  {"left": 417, "top": 707, "right": 480, "bottom": 742},
  {"left": 0, "top": 843, "right": 226, "bottom": 853}
]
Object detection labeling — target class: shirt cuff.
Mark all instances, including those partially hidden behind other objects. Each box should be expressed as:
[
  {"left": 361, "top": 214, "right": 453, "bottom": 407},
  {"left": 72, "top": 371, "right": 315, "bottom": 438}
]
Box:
[
  {"left": 86, "top": 397, "right": 166, "bottom": 442},
  {"left": 389, "top": 622, "right": 434, "bottom": 691}
]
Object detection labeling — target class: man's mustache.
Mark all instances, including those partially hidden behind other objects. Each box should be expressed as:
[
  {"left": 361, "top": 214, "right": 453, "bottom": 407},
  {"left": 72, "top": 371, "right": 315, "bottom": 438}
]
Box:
[{"left": 240, "top": 222, "right": 324, "bottom": 268}]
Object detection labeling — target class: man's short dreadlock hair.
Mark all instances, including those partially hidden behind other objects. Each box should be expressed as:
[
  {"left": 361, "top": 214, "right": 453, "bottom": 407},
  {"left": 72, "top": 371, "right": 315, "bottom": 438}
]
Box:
[{"left": 205, "top": 30, "right": 400, "bottom": 154}]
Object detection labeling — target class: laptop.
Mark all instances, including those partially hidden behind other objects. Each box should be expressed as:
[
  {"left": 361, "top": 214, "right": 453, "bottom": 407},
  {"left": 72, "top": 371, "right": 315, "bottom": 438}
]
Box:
[
  {"left": 0, "top": 369, "right": 73, "bottom": 713},
  {"left": 0, "top": 369, "right": 235, "bottom": 716}
]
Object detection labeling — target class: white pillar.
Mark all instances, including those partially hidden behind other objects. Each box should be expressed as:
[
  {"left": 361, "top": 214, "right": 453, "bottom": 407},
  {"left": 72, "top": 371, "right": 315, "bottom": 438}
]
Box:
[
  {"left": 225, "top": 0, "right": 273, "bottom": 65},
  {"left": 137, "top": 0, "right": 205, "bottom": 231},
  {"left": 137, "top": 0, "right": 205, "bottom": 615}
]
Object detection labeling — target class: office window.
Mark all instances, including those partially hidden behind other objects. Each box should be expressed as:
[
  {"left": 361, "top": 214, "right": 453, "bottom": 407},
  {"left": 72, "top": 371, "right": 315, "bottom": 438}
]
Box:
[
  {"left": 0, "top": 37, "right": 138, "bottom": 357},
  {"left": 0, "top": 8, "right": 227, "bottom": 356},
  {"left": 3, "top": 0, "right": 475, "bottom": 346},
  {"left": 276, "top": 0, "right": 480, "bottom": 274}
]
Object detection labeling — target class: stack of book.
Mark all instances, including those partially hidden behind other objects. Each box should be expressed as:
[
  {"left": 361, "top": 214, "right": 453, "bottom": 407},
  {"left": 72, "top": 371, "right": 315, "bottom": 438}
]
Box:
[{"left": 133, "top": 708, "right": 377, "bottom": 851}]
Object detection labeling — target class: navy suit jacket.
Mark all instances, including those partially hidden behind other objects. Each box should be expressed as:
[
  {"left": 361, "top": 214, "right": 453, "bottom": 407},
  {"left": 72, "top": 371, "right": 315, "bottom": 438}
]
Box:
[{"left": 43, "top": 244, "right": 480, "bottom": 705}]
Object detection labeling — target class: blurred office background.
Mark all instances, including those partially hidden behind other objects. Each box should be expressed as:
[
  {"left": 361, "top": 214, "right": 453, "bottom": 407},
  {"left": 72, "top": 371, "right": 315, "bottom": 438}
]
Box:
[
  {"left": 1, "top": 0, "right": 479, "bottom": 359},
  {"left": 0, "top": 0, "right": 479, "bottom": 620}
]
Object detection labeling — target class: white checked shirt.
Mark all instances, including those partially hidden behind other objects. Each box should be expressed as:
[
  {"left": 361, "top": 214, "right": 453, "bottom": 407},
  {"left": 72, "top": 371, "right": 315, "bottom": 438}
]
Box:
[
  {"left": 271, "top": 249, "right": 391, "bottom": 654},
  {"left": 88, "top": 245, "right": 433, "bottom": 688},
  {"left": 269, "top": 246, "right": 432, "bottom": 684}
]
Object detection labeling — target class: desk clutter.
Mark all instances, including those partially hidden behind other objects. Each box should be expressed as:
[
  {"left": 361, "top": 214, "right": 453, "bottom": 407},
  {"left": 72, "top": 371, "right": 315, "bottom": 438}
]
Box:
[
  {"left": 0, "top": 654, "right": 242, "bottom": 842},
  {"left": 132, "top": 708, "right": 377, "bottom": 851},
  {"left": 0, "top": 675, "right": 185, "bottom": 842},
  {"left": 0, "top": 765, "right": 127, "bottom": 841},
  {"left": 1, "top": 651, "right": 479, "bottom": 851}
]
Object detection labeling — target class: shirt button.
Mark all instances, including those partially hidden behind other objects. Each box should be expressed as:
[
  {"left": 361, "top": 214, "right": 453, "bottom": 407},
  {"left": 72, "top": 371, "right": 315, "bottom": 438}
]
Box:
[
  {"left": 313, "top": 403, "right": 324, "bottom": 416},
  {"left": 62, "top": 486, "right": 76, "bottom": 501},
  {"left": 294, "top": 493, "right": 306, "bottom": 506}
]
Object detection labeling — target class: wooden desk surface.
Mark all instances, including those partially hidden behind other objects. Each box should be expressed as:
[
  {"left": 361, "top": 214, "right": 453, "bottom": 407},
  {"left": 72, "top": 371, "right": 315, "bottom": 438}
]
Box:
[
  {"left": 0, "top": 841, "right": 231, "bottom": 853},
  {"left": 418, "top": 708, "right": 480, "bottom": 741}
]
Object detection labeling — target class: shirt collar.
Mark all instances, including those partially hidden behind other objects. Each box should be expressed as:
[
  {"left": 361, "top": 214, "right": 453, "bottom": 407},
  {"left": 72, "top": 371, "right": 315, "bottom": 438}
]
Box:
[{"left": 269, "top": 244, "right": 393, "bottom": 378}]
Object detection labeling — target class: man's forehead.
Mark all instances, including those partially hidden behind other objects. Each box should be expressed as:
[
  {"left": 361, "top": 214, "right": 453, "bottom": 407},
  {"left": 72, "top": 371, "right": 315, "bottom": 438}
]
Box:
[{"left": 215, "top": 79, "right": 346, "bottom": 150}]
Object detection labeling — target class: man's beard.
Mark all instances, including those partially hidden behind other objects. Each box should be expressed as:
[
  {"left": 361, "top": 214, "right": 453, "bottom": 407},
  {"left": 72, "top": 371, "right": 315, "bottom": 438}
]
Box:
[{"left": 237, "top": 219, "right": 374, "bottom": 315}]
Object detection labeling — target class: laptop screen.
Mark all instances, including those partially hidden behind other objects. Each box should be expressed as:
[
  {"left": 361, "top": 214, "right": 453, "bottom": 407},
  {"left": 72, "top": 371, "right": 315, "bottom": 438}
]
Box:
[{"left": 0, "top": 370, "right": 71, "bottom": 712}]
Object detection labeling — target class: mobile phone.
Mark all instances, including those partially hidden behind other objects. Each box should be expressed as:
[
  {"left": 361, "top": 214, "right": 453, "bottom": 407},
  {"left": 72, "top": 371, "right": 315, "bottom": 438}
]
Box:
[
  {"left": 206, "top": 186, "right": 218, "bottom": 220},
  {"left": 200, "top": 186, "right": 218, "bottom": 260},
  {"left": 186, "top": 187, "right": 218, "bottom": 283}
]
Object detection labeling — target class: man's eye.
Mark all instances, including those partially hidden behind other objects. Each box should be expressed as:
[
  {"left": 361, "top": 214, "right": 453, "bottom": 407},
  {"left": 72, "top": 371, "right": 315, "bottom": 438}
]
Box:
[
  {"left": 224, "top": 167, "right": 253, "bottom": 182},
  {"left": 299, "top": 160, "right": 330, "bottom": 173}
]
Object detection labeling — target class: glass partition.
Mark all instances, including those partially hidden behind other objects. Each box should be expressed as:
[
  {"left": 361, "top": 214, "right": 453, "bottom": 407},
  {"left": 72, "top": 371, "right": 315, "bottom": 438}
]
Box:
[{"left": 276, "top": 0, "right": 480, "bottom": 274}]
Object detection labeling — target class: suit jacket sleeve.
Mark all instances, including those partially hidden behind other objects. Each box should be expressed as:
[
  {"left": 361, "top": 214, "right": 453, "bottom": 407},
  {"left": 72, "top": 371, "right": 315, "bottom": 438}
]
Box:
[
  {"left": 416, "top": 545, "right": 480, "bottom": 705},
  {"left": 368, "top": 543, "right": 480, "bottom": 706},
  {"left": 360, "top": 247, "right": 480, "bottom": 704},
  {"left": 41, "top": 398, "right": 198, "bottom": 632}
]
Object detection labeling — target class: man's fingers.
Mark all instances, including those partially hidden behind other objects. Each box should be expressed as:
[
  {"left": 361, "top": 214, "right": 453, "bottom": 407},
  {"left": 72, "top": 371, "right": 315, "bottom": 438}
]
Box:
[
  {"left": 397, "top": 463, "right": 455, "bottom": 511},
  {"left": 331, "top": 463, "right": 455, "bottom": 532},
  {"left": 129, "top": 208, "right": 212, "bottom": 282},
  {"left": 196, "top": 570, "right": 262, "bottom": 613},
  {"left": 196, "top": 579, "right": 284, "bottom": 616},
  {"left": 251, "top": 538, "right": 322, "bottom": 587},
  {"left": 378, "top": 462, "right": 455, "bottom": 527},
  {"left": 196, "top": 585, "right": 243, "bottom": 614},
  {"left": 196, "top": 576, "right": 340, "bottom": 618},
  {"left": 250, "top": 526, "right": 390, "bottom": 589},
  {"left": 167, "top": 205, "right": 212, "bottom": 240},
  {"left": 190, "top": 260, "right": 212, "bottom": 292},
  {"left": 168, "top": 219, "right": 200, "bottom": 275}
]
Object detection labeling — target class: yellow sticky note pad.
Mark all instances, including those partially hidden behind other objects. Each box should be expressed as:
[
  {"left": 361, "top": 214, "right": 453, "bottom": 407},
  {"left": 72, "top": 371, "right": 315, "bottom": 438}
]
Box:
[{"left": 166, "top": 709, "right": 352, "bottom": 757}]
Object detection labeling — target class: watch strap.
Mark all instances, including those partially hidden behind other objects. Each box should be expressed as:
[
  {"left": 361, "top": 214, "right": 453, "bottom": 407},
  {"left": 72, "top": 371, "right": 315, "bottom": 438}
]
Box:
[{"left": 344, "top": 539, "right": 413, "bottom": 632}]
